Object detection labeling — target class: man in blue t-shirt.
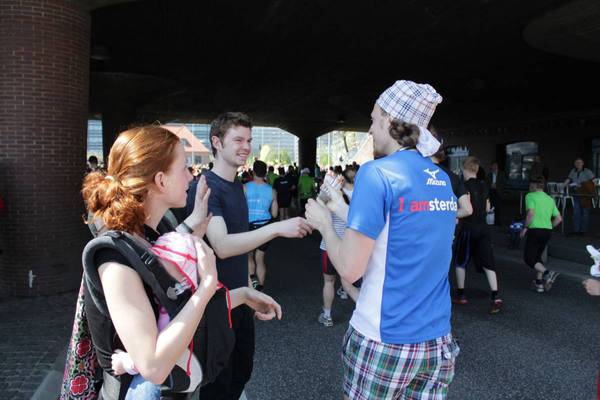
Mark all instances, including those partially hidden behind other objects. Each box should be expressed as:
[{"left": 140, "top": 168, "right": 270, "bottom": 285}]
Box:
[{"left": 306, "top": 80, "right": 459, "bottom": 400}]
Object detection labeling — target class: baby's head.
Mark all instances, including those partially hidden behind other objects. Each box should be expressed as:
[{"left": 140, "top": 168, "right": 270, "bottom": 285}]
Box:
[{"left": 151, "top": 232, "right": 199, "bottom": 290}]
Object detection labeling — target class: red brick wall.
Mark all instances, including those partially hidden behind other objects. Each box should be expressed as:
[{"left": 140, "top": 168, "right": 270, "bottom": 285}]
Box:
[{"left": 0, "top": 0, "right": 90, "bottom": 296}]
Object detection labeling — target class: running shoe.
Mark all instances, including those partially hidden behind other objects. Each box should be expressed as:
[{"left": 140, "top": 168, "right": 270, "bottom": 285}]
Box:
[
  {"left": 452, "top": 295, "right": 468, "bottom": 305},
  {"left": 337, "top": 287, "right": 348, "bottom": 300},
  {"left": 543, "top": 271, "right": 560, "bottom": 292},
  {"left": 532, "top": 281, "right": 544, "bottom": 293},
  {"left": 318, "top": 312, "right": 333, "bottom": 327},
  {"left": 250, "top": 275, "right": 260, "bottom": 289},
  {"left": 587, "top": 245, "right": 600, "bottom": 260},
  {"left": 255, "top": 284, "right": 264, "bottom": 292},
  {"left": 489, "top": 298, "right": 503, "bottom": 315},
  {"left": 587, "top": 245, "right": 600, "bottom": 277}
]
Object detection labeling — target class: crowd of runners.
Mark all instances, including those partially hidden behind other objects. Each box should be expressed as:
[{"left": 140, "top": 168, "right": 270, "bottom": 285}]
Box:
[{"left": 63, "top": 79, "right": 600, "bottom": 400}]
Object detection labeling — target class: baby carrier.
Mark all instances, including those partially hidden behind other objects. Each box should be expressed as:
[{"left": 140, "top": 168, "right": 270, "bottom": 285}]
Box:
[{"left": 61, "top": 229, "right": 235, "bottom": 399}]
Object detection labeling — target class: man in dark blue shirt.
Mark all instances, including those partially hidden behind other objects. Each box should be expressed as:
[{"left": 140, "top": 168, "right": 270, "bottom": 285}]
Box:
[{"left": 191, "top": 112, "right": 311, "bottom": 400}]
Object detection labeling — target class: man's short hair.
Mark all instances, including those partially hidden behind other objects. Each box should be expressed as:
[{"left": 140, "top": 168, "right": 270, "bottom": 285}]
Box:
[
  {"left": 530, "top": 175, "right": 545, "bottom": 190},
  {"left": 253, "top": 160, "right": 267, "bottom": 178},
  {"left": 209, "top": 112, "right": 252, "bottom": 156},
  {"left": 462, "top": 156, "right": 480, "bottom": 174},
  {"left": 88, "top": 155, "right": 98, "bottom": 164}
]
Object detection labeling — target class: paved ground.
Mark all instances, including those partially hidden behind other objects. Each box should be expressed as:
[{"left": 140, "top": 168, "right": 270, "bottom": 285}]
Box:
[
  {"left": 5, "top": 226, "right": 600, "bottom": 399},
  {"left": 0, "top": 291, "right": 76, "bottom": 399},
  {"left": 245, "top": 232, "right": 600, "bottom": 400}
]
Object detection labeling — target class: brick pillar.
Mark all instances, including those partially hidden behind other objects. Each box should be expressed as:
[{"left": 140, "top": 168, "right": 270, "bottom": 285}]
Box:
[{"left": 0, "top": 1, "right": 90, "bottom": 296}]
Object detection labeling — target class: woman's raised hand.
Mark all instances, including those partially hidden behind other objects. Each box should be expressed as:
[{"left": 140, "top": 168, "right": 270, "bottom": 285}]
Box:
[{"left": 189, "top": 175, "right": 212, "bottom": 235}]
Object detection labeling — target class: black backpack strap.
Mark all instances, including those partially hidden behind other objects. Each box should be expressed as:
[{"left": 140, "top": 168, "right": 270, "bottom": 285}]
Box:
[
  {"left": 82, "top": 231, "right": 182, "bottom": 318},
  {"left": 106, "top": 231, "right": 181, "bottom": 318}
]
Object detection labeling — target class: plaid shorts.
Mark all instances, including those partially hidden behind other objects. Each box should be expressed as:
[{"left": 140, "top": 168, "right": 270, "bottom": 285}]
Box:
[{"left": 342, "top": 326, "right": 459, "bottom": 400}]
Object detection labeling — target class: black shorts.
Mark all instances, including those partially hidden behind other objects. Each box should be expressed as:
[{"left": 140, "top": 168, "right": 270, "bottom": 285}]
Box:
[
  {"left": 454, "top": 224, "right": 495, "bottom": 272},
  {"left": 277, "top": 194, "right": 292, "bottom": 208},
  {"left": 523, "top": 228, "right": 552, "bottom": 268},
  {"left": 320, "top": 250, "right": 362, "bottom": 287},
  {"left": 249, "top": 220, "right": 271, "bottom": 252}
]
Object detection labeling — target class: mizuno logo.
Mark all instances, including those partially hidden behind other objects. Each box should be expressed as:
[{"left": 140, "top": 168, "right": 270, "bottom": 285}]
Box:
[
  {"left": 424, "top": 168, "right": 446, "bottom": 186},
  {"left": 424, "top": 168, "right": 439, "bottom": 180}
]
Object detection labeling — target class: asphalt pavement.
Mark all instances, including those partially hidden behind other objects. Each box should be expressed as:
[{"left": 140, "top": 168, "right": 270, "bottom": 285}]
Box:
[
  {"left": 6, "top": 228, "right": 600, "bottom": 399},
  {"left": 245, "top": 233, "right": 600, "bottom": 400}
]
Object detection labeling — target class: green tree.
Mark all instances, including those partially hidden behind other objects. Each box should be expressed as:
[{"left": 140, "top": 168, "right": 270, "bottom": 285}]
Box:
[
  {"left": 265, "top": 149, "right": 279, "bottom": 164},
  {"left": 319, "top": 151, "right": 329, "bottom": 166},
  {"left": 279, "top": 149, "right": 291, "bottom": 165},
  {"left": 260, "top": 144, "right": 272, "bottom": 161}
]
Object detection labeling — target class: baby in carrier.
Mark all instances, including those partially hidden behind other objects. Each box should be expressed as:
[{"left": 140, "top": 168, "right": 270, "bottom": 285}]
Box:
[{"left": 112, "top": 231, "right": 206, "bottom": 396}]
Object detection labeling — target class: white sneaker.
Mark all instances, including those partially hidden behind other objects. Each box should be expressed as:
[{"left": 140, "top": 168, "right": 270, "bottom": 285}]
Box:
[
  {"left": 531, "top": 280, "right": 544, "bottom": 293},
  {"left": 336, "top": 287, "right": 348, "bottom": 300},
  {"left": 587, "top": 246, "right": 600, "bottom": 277},
  {"left": 318, "top": 312, "right": 333, "bottom": 327},
  {"left": 587, "top": 245, "right": 600, "bottom": 260}
]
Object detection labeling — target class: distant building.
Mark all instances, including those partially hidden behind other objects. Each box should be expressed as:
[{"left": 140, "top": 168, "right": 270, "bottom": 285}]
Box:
[
  {"left": 185, "top": 123, "right": 298, "bottom": 165},
  {"left": 87, "top": 120, "right": 103, "bottom": 161},
  {"left": 162, "top": 124, "right": 212, "bottom": 165},
  {"left": 87, "top": 120, "right": 299, "bottom": 165}
]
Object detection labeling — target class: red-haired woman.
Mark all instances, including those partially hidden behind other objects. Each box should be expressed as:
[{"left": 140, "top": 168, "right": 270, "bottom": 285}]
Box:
[{"left": 81, "top": 126, "right": 281, "bottom": 399}]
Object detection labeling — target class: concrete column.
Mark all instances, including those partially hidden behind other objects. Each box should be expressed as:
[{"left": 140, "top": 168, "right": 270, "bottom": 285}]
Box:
[
  {"left": 0, "top": 0, "right": 90, "bottom": 296},
  {"left": 298, "top": 136, "right": 317, "bottom": 171}
]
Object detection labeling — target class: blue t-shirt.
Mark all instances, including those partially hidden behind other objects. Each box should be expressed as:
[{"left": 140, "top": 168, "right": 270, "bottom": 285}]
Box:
[
  {"left": 347, "top": 150, "right": 456, "bottom": 344},
  {"left": 245, "top": 181, "right": 273, "bottom": 224}
]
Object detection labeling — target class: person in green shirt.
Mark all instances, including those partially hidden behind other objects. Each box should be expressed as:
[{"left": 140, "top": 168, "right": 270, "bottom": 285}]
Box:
[
  {"left": 297, "top": 168, "right": 316, "bottom": 214},
  {"left": 522, "top": 176, "right": 563, "bottom": 293},
  {"left": 266, "top": 165, "right": 279, "bottom": 186}
]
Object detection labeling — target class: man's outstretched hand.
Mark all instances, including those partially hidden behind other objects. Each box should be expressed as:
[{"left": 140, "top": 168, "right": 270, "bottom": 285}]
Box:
[
  {"left": 243, "top": 288, "right": 283, "bottom": 321},
  {"left": 275, "top": 216, "right": 313, "bottom": 238}
]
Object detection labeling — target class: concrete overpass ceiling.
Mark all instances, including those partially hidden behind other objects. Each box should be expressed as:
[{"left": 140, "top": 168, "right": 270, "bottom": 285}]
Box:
[
  {"left": 524, "top": 0, "right": 600, "bottom": 63},
  {"left": 89, "top": 0, "right": 600, "bottom": 136}
]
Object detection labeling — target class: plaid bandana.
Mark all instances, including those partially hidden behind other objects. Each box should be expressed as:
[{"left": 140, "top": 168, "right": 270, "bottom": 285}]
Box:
[{"left": 376, "top": 80, "right": 443, "bottom": 156}]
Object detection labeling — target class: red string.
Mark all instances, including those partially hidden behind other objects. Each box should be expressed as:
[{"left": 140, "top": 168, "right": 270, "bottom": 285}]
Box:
[
  {"left": 217, "top": 282, "right": 233, "bottom": 329},
  {"left": 186, "top": 341, "right": 193, "bottom": 376}
]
